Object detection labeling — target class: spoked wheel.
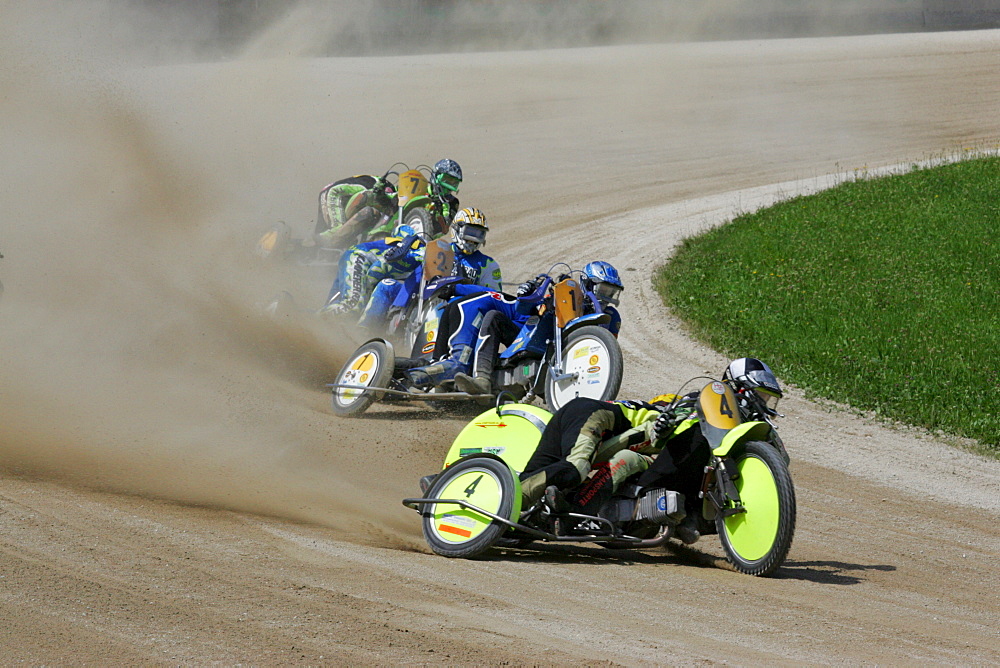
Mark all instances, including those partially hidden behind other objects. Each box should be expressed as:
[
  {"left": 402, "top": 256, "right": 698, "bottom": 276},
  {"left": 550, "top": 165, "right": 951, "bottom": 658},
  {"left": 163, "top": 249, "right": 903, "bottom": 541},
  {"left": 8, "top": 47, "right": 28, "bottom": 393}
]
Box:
[
  {"left": 330, "top": 340, "right": 395, "bottom": 417},
  {"left": 404, "top": 207, "right": 436, "bottom": 237},
  {"left": 717, "top": 441, "right": 796, "bottom": 576},
  {"left": 422, "top": 456, "right": 521, "bottom": 558},
  {"left": 545, "top": 325, "right": 623, "bottom": 412}
]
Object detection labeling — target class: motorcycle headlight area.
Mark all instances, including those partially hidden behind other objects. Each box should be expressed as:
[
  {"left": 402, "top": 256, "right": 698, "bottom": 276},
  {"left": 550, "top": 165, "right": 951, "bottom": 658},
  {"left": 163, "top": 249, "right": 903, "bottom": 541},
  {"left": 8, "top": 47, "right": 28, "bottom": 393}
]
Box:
[
  {"left": 594, "top": 281, "right": 622, "bottom": 305},
  {"left": 753, "top": 387, "right": 781, "bottom": 412}
]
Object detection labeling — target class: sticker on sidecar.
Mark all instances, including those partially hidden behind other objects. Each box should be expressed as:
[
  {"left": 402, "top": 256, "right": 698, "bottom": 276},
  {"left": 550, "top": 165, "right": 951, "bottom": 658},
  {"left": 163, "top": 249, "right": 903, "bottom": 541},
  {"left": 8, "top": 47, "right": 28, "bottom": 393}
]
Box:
[
  {"left": 441, "top": 513, "right": 476, "bottom": 528},
  {"left": 459, "top": 446, "right": 507, "bottom": 457}
]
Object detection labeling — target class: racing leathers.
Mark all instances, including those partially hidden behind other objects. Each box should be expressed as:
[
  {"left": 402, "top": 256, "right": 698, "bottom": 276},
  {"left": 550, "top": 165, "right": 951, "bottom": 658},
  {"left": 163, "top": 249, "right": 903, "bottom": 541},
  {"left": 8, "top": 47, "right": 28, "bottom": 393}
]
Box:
[
  {"left": 315, "top": 175, "right": 398, "bottom": 249},
  {"left": 405, "top": 281, "right": 525, "bottom": 389},
  {"left": 320, "top": 235, "right": 424, "bottom": 316},
  {"left": 392, "top": 192, "right": 461, "bottom": 239},
  {"left": 451, "top": 276, "right": 623, "bottom": 395},
  {"left": 357, "top": 243, "right": 503, "bottom": 331},
  {"left": 518, "top": 396, "right": 702, "bottom": 511}
]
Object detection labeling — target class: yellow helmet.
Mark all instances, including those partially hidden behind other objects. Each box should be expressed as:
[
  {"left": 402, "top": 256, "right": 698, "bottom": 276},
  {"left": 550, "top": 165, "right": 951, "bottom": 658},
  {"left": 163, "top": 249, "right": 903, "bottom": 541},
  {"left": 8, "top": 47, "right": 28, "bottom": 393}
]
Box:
[
  {"left": 649, "top": 393, "right": 679, "bottom": 407},
  {"left": 451, "top": 207, "right": 489, "bottom": 254}
]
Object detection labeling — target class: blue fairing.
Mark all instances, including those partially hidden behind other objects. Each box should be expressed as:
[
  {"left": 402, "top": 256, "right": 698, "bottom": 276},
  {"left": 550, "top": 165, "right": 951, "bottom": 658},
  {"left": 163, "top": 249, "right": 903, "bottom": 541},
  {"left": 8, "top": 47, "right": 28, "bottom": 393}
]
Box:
[
  {"left": 500, "top": 312, "right": 554, "bottom": 359},
  {"left": 393, "top": 267, "right": 422, "bottom": 308},
  {"left": 565, "top": 312, "right": 612, "bottom": 329}
]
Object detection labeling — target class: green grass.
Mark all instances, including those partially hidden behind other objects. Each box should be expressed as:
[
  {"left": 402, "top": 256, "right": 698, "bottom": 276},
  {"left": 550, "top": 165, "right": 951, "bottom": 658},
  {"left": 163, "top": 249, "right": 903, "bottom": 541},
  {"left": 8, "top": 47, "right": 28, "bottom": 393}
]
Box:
[{"left": 655, "top": 155, "right": 1000, "bottom": 451}]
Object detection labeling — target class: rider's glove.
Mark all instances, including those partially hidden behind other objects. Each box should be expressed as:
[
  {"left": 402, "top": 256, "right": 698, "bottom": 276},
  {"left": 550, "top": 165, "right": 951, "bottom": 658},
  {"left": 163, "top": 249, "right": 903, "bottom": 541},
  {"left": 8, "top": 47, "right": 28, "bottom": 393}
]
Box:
[
  {"left": 371, "top": 178, "right": 393, "bottom": 205},
  {"left": 651, "top": 410, "right": 676, "bottom": 442},
  {"left": 384, "top": 235, "right": 418, "bottom": 262},
  {"left": 516, "top": 276, "right": 543, "bottom": 298}
]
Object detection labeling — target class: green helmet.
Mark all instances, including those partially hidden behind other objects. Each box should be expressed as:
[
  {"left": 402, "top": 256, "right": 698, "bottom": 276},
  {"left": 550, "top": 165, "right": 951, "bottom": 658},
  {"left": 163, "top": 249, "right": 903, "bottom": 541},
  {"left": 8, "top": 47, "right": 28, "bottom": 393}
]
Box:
[{"left": 431, "top": 158, "right": 462, "bottom": 197}]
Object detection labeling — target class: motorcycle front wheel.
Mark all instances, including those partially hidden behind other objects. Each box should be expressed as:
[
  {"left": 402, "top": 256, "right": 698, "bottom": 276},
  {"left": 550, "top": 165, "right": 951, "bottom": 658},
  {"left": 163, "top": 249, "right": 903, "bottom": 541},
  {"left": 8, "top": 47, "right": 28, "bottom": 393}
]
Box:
[
  {"left": 544, "top": 325, "right": 623, "bottom": 412},
  {"left": 330, "top": 340, "right": 395, "bottom": 417},
  {"left": 716, "top": 441, "right": 796, "bottom": 576},
  {"left": 403, "top": 207, "right": 436, "bottom": 238},
  {"left": 421, "top": 456, "right": 520, "bottom": 558}
]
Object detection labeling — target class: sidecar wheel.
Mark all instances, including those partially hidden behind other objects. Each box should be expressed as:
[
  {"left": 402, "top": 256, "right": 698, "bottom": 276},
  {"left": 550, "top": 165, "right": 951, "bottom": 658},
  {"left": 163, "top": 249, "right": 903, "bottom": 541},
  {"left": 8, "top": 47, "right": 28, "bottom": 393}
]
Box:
[
  {"left": 422, "top": 456, "right": 520, "bottom": 558},
  {"left": 545, "top": 325, "right": 623, "bottom": 412},
  {"left": 330, "top": 340, "right": 395, "bottom": 417},
  {"left": 717, "top": 441, "right": 796, "bottom": 576}
]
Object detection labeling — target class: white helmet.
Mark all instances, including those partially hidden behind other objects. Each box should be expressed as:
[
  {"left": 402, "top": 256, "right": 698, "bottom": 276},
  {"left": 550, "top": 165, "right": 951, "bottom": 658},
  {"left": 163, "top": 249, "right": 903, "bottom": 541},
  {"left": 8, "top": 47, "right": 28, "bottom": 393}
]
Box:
[{"left": 451, "top": 207, "right": 488, "bottom": 255}]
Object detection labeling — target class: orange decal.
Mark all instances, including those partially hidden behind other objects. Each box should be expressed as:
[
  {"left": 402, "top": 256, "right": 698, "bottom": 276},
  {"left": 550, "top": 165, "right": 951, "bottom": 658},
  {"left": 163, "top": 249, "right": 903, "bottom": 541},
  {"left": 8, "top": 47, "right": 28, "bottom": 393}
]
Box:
[{"left": 439, "top": 524, "right": 472, "bottom": 538}]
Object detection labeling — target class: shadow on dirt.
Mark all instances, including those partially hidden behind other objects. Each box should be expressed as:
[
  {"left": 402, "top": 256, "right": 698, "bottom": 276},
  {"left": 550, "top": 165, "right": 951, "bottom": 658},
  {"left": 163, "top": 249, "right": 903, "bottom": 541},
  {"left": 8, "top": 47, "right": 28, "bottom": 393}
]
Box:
[
  {"left": 774, "top": 559, "right": 896, "bottom": 585},
  {"left": 475, "top": 544, "right": 896, "bottom": 583},
  {"left": 478, "top": 540, "right": 724, "bottom": 570},
  {"left": 348, "top": 406, "right": 472, "bottom": 422}
]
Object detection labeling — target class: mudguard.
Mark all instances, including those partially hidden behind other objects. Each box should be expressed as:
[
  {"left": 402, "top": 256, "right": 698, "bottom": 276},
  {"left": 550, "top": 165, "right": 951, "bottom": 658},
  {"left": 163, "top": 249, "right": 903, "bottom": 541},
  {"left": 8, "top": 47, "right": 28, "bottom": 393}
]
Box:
[
  {"left": 712, "top": 421, "right": 773, "bottom": 456},
  {"left": 443, "top": 403, "right": 553, "bottom": 472},
  {"left": 562, "top": 312, "right": 612, "bottom": 336}
]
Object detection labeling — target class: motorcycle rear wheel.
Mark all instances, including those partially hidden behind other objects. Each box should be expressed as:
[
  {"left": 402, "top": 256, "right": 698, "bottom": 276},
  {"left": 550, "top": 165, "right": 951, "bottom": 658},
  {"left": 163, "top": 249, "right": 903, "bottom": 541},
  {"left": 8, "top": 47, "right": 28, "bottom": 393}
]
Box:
[
  {"left": 716, "top": 441, "right": 796, "bottom": 576},
  {"left": 545, "top": 325, "right": 623, "bottom": 412},
  {"left": 422, "top": 456, "right": 519, "bottom": 558},
  {"left": 330, "top": 340, "right": 394, "bottom": 417}
]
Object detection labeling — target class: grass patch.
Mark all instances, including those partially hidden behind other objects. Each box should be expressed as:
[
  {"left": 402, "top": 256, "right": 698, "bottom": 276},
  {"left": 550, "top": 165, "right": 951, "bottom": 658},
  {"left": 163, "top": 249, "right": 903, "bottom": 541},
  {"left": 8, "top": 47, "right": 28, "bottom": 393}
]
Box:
[{"left": 655, "top": 156, "right": 999, "bottom": 452}]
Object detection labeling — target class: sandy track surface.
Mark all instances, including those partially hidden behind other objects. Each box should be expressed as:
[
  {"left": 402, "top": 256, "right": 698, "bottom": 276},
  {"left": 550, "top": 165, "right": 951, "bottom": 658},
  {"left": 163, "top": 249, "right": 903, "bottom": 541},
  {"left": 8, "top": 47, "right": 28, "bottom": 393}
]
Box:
[{"left": 2, "top": 14, "right": 999, "bottom": 665}]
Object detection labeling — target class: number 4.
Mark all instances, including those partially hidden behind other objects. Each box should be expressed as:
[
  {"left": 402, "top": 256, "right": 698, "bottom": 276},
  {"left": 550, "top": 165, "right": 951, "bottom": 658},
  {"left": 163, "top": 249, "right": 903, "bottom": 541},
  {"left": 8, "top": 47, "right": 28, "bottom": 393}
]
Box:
[
  {"left": 720, "top": 394, "right": 733, "bottom": 418},
  {"left": 463, "top": 474, "right": 483, "bottom": 497}
]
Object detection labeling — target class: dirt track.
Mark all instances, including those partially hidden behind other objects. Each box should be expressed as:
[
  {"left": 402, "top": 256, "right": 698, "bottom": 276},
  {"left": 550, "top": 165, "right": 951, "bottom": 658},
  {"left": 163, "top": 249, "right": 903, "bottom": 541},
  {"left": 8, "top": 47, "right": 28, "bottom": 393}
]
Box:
[{"left": 1, "top": 9, "right": 999, "bottom": 665}]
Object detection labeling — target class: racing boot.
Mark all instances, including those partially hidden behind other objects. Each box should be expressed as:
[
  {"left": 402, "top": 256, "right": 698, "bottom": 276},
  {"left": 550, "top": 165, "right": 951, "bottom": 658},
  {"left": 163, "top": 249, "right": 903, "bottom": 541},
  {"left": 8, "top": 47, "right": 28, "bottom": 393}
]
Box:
[
  {"left": 674, "top": 514, "right": 700, "bottom": 545},
  {"left": 543, "top": 485, "right": 571, "bottom": 513},
  {"left": 406, "top": 357, "right": 462, "bottom": 389},
  {"left": 456, "top": 310, "right": 512, "bottom": 396},
  {"left": 453, "top": 372, "right": 491, "bottom": 396}
]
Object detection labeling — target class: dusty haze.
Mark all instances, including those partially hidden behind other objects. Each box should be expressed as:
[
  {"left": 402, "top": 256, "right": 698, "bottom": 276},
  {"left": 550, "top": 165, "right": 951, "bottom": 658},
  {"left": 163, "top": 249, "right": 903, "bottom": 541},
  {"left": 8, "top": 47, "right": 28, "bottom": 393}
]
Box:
[{"left": 1, "top": 1, "right": 999, "bottom": 664}]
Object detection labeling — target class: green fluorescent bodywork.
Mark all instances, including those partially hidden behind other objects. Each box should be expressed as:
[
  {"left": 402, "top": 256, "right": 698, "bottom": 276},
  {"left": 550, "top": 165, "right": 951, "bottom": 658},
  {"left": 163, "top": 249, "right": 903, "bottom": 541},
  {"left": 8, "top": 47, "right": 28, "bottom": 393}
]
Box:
[
  {"left": 721, "top": 454, "right": 780, "bottom": 561},
  {"left": 712, "top": 421, "right": 772, "bottom": 456},
  {"left": 444, "top": 403, "right": 553, "bottom": 473}
]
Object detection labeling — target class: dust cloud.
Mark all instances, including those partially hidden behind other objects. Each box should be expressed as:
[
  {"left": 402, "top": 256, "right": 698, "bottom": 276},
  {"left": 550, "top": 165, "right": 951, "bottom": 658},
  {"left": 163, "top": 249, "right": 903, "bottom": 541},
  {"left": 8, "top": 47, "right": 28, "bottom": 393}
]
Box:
[
  {"left": 0, "top": 1, "right": 406, "bottom": 540},
  {"left": 0, "top": 0, "right": 988, "bottom": 541}
]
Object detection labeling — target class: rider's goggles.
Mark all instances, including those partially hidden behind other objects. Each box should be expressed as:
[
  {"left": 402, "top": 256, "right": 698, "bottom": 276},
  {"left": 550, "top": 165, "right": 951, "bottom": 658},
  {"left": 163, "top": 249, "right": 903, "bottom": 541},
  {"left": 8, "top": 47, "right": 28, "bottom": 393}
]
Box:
[
  {"left": 459, "top": 224, "right": 487, "bottom": 248},
  {"left": 594, "top": 281, "right": 622, "bottom": 306},
  {"left": 437, "top": 173, "right": 461, "bottom": 192}
]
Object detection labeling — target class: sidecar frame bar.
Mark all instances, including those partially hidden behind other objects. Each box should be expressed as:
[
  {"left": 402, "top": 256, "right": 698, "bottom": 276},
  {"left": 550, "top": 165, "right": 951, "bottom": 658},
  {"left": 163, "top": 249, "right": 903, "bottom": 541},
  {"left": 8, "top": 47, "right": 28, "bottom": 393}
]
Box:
[
  {"left": 327, "top": 383, "right": 491, "bottom": 400},
  {"left": 402, "top": 497, "right": 672, "bottom": 547}
]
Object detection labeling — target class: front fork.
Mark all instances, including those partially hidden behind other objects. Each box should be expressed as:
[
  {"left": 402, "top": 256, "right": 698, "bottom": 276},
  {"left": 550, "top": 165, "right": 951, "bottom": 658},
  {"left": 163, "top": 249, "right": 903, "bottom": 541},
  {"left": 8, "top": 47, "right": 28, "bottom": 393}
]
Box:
[
  {"left": 700, "top": 455, "right": 746, "bottom": 519},
  {"left": 546, "top": 329, "right": 578, "bottom": 384}
]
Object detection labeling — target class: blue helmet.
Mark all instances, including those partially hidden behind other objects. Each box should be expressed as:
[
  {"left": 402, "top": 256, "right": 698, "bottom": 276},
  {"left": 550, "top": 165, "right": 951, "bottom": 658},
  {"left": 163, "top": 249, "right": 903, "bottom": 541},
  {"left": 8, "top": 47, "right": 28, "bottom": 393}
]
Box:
[{"left": 583, "top": 261, "right": 623, "bottom": 306}]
